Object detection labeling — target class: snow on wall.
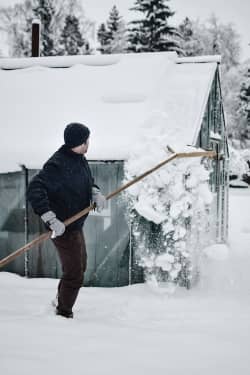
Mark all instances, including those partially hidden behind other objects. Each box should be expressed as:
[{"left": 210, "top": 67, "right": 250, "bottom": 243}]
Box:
[{"left": 0, "top": 52, "right": 217, "bottom": 172}]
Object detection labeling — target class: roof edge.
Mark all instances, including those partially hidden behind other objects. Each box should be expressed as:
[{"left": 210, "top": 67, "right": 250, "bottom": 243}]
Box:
[
  {"left": 0, "top": 52, "right": 178, "bottom": 70},
  {"left": 177, "top": 55, "right": 221, "bottom": 64}
]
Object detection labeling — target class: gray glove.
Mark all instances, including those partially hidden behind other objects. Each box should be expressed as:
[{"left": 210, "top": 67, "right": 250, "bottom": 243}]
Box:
[
  {"left": 92, "top": 187, "right": 106, "bottom": 212},
  {"left": 41, "top": 211, "right": 65, "bottom": 238}
]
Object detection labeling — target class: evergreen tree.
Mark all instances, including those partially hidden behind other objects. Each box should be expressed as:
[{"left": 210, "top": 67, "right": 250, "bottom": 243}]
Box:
[
  {"left": 57, "top": 0, "right": 94, "bottom": 54},
  {"left": 107, "top": 5, "right": 121, "bottom": 35},
  {"left": 110, "top": 19, "right": 127, "bottom": 53},
  {"left": 128, "top": 0, "right": 181, "bottom": 53},
  {"left": 97, "top": 23, "right": 111, "bottom": 54},
  {"left": 179, "top": 17, "right": 193, "bottom": 39},
  {"left": 60, "top": 15, "right": 86, "bottom": 55},
  {"left": 97, "top": 5, "right": 127, "bottom": 54},
  {"left": 178, "top": 17, "right": 204, "bottom": 56}
]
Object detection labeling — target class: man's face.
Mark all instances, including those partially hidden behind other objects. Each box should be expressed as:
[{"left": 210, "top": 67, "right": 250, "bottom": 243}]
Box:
[{"left": 72, "top": 137, "right": 89, "bottom": 155}]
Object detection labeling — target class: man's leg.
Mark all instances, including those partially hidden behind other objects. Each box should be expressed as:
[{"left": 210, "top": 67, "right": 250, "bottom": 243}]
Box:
[{"left": 52, "top": 230, "right": 87, "bottom": 317}]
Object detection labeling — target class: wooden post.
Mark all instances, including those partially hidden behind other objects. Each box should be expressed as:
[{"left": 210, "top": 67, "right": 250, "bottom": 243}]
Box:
[{"left": 32, "top": 19, "right": 41, "bottom": 57}]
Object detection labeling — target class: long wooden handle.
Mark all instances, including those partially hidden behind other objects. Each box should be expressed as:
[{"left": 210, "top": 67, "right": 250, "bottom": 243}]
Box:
[
  {"left": 0, "top": 150, "right": 216, "bottom": 268},
  {"left": 0, "top": 232, "right": 51, "bottom": 268}
]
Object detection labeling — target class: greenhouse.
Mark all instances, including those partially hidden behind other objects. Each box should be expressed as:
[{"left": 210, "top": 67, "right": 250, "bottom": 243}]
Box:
[{"left": 0, "top": 51, "right": 229, "bottom": 287}]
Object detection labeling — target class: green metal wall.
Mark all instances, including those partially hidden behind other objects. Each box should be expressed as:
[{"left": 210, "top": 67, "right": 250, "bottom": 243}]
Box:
[
  {"left": 0, "top": 172, "right": 26, "bottom": 275},
  {"left": 197, "top": 67, "right": 229, "bottom": 242}
]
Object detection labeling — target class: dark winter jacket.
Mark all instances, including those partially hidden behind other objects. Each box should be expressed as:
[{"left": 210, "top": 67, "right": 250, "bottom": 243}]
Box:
[{"left": 27, "top": 145, "right": 96, "bottom": 231}]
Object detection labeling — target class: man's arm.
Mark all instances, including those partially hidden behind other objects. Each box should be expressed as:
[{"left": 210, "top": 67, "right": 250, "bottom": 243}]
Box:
[
  {"left": 27, "top": 163, "right": 65, "bottom": 237},
  {"left": 27, "top": 163, "right": 58, "bottom": 216}
]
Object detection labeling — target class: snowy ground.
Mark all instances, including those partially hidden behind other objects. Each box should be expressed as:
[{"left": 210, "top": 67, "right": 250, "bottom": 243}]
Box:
[{"left": 1, "top": 188, "right": 250, "bottom": 375}]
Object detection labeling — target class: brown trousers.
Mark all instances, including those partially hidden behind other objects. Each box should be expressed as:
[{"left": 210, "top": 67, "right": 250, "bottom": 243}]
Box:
[{"left": 52, "top": 230, "right": 87, "bottom": 315}]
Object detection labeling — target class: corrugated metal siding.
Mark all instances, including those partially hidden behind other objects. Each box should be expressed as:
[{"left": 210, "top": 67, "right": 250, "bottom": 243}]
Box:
[
  {"left": 0, "top": 172, "right": 26, "bottom": 275},
  {"left": 197, "top": 67, "right": 229, "bottom": 242}
]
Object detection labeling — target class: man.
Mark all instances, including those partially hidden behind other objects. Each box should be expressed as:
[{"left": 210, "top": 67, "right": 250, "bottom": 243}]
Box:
[{"left": 27, "top": 122, "right": 105, "bottom": 319}]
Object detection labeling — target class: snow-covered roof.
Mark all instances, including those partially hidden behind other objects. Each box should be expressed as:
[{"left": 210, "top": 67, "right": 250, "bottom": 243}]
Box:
[
  {"left": 0, "top": 52, "right": 218, "bottom": 172},
  {"left": 177, "top": 55, "right": 221, "bottom": 64}
]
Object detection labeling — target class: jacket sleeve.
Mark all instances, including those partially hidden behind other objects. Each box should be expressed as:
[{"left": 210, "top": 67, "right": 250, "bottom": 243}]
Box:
[{"left": 27, "top": 162, "right": 60, "bottom": 216}]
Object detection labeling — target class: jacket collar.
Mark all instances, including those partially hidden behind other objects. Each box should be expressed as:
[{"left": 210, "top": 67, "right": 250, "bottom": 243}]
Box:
[{"left": 59, "top": 144, "right": 84, "bottom": 160}]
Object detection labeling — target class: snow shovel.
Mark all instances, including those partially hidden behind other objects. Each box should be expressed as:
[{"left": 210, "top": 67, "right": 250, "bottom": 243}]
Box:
[{"left": 0, "top": 149, "right": 216, "bottom": 268}]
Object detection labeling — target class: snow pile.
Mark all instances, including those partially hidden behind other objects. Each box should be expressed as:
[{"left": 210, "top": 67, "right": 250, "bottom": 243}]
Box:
[
  {"left": 241, "top": 148, "right": 250, "bottom": 166},
  {"left": 202, "top": 243, "right": 229, "bottom": 261},
  {"left": 124, "top": 112, "right": 215, "bottom": 290},
  {"left": 1, "top": 253, "right": 250, "bottom": 375},
  {"left": 1, "top": 189, "right": 250, "bottom": 375},
  {"left": 229, "top": 145, "right": 248, "bottom": 177}
]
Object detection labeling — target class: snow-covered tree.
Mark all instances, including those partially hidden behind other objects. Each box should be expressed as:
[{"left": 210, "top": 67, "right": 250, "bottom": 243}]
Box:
[
  {"left": 128, "top": 0, "right": 181, "bottom": 53},
  {"left": 97, "top": 23, "right": 110, "bottom": 53},
  {"left": 222, "top": 61, "right": 250, "bottom": 145},
  {"left": 0, "top": 0, "right": 93, "bottom": 57},
  {"left": 58, "top": 0, "right": 94, "bottom": 53},
  {"left": 0, "top": 1, "right": 34, "bottom": 57},
  {"left": 237, "top": 67, "right": 250, "bottom": 143},
  {"left": 0, "top": 0, "right": 56, "bottom": 56},
  {"left": 107, "top": 5, "right": 122, "bottom": 35},
  {"left": 97, "top": 5, "right": 127, "bottom": 54},
  {"left": 178, "top": 14, "right": 241, "bottom": 72},
  {"left": 178, "top": 17, "right": 204, "bottom": 57},
  {"left": 59, "top": 14, "right": 86, "bottom": 55},
  {"left": 222, "top": 65, "right": 243, "bottom": 141},
  {"left": 205, "top": 14, "right": 241, "bottom": 71},
  {"left": 178, "top": 13, "right": 243, "bottom": 147},
  {"left": 107, "top": 6, "right": 127, "bottom": 53}
]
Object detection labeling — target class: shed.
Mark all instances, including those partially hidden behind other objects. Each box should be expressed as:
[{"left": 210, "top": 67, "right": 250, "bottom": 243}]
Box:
[{"left": 0, "top": 52, "right": 229, "bottom": 287}]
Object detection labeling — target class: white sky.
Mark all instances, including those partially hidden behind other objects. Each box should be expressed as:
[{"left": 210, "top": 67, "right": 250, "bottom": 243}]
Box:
[{"left": 0, "top": 0, "right": 249, "bottom": 61}]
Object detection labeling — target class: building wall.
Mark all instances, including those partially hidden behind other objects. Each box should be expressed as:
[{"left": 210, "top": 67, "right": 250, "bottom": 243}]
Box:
[
  {"left": 0, "top": 162, "right": 131, "bottom": 287},
  {"left": 0, "top": 172, "right": 26, "bottom": 275},
  {"left": 0, "top": 71, "right": 229, "bottom": 285},
  {"left": 197, "top": 67, "right": 229, "bottom": 242}
]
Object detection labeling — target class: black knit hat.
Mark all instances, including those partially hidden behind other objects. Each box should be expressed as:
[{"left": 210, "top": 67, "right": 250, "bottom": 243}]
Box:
[{"left": 64, "top": 122, "right": 90, "bottom": 148}]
